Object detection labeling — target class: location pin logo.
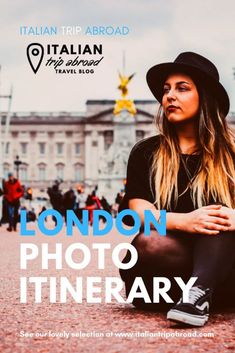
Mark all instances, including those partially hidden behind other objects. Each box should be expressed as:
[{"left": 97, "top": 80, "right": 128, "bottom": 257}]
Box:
[{"left": 27, "top": 43, "right": 44, "bottom": 74}]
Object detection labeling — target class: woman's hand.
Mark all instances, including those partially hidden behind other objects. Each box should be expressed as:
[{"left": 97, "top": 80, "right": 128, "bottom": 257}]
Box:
[
  {"left": 128, "top": 199, "right": 234, "bottom": 234},
  {"left": 220, "top": 206, "right": 235, "bottom": 231},
  {"left": 174, "top": 205, "right": 232, "bottom": 235}
]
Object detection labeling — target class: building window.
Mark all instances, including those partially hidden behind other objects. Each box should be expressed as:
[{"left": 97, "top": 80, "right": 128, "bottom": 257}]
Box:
[
  {"left": 74, "top": 165, "right": 82, "bottom": 181},
  {"left": 57, "top": 143, "right": 64, "bottom": 155},
  {"left": 104, "top": 131, "right": 113, "bottom": 150},
  {"left": 38, "top": 163, "right": 46, "bottom": 181},
  {"left": 21, "top": 163, "right": 28, "bottom": 181},
  {"left": 38, "top": 132, "right": 46, "bottom": 137},
  {"left": 57, "top": 132, "right": 64, "bottom": 137},
  {"left": 136, "top": 130, "right": 145, "bottom": 142},
  {"left": 75, "top": 143, "right": 81, "bottom": 155},
  {"left": 5, "top": 142, "right": 10, "bottom": 154},
  {"left": 2, "top": 142, "right": 10, "bottom": 155},
  {"left": 3, "top": 163, "right": 10, "bottom": 179},
  {"left": 56, "top": 163, "right": 64, "bottom": 180},
  {"left": 21, "top": 142, "right": 27, "bottom": 155},
  {"left": 39, "top": 142, "right": 46, "bottom": 155}
]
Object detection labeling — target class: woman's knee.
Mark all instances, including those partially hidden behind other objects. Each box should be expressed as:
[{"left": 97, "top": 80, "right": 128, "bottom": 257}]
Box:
[
  {"left": 120, "top": 230, "right": 192, "bottom": 283},
  {"left": 131, "top": 230, "right": 191, "bottom": 264}
]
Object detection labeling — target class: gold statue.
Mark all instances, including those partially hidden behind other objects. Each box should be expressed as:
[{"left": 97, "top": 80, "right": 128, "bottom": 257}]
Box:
[
  {"left": 118, "top": 73, "right": 135, "bottom": 98},
  {"left": 114, "top": 72, "right": 137, "bottom": 116}
]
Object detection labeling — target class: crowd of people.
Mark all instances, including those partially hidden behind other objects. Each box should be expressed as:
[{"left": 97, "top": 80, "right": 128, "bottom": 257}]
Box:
[
  {"left": 47, "top": 182, "right": 124, "bottom": 225},
  {"left": 0, "top": 173, "right": 125, "bottom": 231}
]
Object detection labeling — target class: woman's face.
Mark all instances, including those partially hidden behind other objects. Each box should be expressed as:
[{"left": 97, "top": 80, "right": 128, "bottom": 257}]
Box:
[{"left": 162, "top": 73, "right": 200, "bottom": 124}]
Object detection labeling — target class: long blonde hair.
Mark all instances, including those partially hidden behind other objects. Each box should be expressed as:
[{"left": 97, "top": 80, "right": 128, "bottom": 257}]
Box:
[{"left": 151, "top": 84, "right": 235, "bottom": 210}]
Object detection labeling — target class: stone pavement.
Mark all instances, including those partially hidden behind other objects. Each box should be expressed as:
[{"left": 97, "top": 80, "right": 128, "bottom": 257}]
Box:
[{"left": 0, "top": 221, "right": 234, "bottom": 353}]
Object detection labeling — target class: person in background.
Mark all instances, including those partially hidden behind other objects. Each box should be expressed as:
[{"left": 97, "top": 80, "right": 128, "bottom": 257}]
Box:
[
  {"left": 0, "top": 182, "right": 3, "bottom": 226},
  {"left": 100, "top": 196, "right": 112, "bottom": 214},
  {"left": 113, "top": 191, "right": 124, "bottom": 217},
  {"left": 76, "top": 187, "right": 87, "bottom": 220},
  {"left": 47, "top": 182, "right": 64, "bottom": 225},
  {"left": 85, "top": 194, "right": 96, "bottom": 226},
  {"left": 63, "top": 188, "right": 76, "bottom": 223},
  {"left": 3, "top": 172, "right": 24, "bottom": 232},
  {"left": 91, "top": 190, "right": 102, "bottom": 209},
  {"left": 38, "top": 206, "right": 47, "bottom": 220}
]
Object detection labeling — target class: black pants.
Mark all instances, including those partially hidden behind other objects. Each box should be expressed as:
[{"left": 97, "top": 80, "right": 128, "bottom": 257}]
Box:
[
  {"left": 120, "top": 230, "right": 235, "bottom": 310},
  {"left": 6, "top": 200, "right": 20, "bottom": 229}
]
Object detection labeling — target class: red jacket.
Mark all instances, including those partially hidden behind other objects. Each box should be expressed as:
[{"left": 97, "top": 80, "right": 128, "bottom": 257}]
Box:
[{"left": 4, "top": 179, "right": 24, "bottom": 203}]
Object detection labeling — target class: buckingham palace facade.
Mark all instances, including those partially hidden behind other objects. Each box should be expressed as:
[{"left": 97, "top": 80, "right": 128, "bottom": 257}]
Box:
[{"left": 1, "top": 100, "right": 235, "bottom": 201}]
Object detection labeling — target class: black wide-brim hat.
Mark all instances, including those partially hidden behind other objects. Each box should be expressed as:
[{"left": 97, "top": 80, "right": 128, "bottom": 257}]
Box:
[{"left": 146, "top": 51, "right": 230, "bottom": 117}]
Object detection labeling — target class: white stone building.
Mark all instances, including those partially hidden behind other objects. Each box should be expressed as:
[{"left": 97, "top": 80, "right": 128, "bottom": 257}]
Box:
[{"left": 1, "top": 100, "right": 235, "bottom": 202}]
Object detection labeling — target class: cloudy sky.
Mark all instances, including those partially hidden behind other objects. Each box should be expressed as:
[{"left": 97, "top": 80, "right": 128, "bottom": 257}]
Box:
[{"left": 0, "top": 0, "right": 235, "bottom": 113}]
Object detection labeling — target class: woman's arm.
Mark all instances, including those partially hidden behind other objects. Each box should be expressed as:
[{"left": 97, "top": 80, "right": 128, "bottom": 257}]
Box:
[{"left": 129, "top": 199, "right": 231, "bottom": 235}]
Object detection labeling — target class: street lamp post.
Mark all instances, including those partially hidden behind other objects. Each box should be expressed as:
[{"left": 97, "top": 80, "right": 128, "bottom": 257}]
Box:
[{"left": 14, "top": 155, "right": 22, "bottom": 179}]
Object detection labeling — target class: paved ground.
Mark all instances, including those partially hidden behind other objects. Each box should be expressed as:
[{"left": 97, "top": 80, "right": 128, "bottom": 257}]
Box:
[{"left": 0, "top": 220, "right": 235, "bottom": 353}]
